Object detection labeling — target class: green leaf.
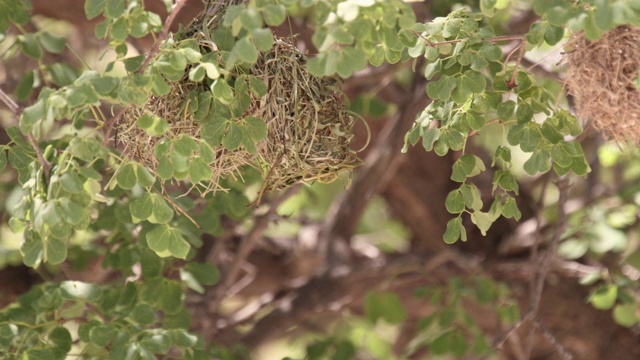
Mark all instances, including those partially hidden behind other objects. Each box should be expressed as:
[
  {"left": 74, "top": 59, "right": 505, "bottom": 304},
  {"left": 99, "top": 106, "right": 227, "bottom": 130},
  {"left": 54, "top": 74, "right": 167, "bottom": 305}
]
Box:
[
  {"left": 364, "top": 292, "right": 407, "bottom": 325},
  {"left": 60, "top": 172, "right": 84, "bottom": 193},
  {"left": 241, "top": 78, "right": 265, "bottom": 102},
  {"left": 444, "top": 218, "right": 464, "bottom": 244},
  {"left": 132, "top": 303, "right": 157, "bottom": 325},
  {"left": 233, "top": 37, "right": 259, "bottom": 64},
  {"left": 557, "top": 238, "right": 589, "bottom": 259},
  {"left": 160, "top": 280, "right": 184, "bottom": 314},
  {"left": 369, "top": 44, "right": 385, "bottom": 67},
  {"left": 201, "top": 117, "right": 228, "bottom": 146},
  {"left": 243, "top": 116, "right": 267, "bottom": 141},
  {"left": 331, "top": 26, "right": 355, "bottom": 45},
  {"left": 110, "top": 16, "right": 129, "bottom": 42},
  {"left": 189, "top": 157, "right": 212, "bottom": 183},
  {"left": 0, "top": 150, "right": 6, "bottom": 173},
  {"left": 493, "top": 170, "right": 519, "bottom": 194},
  {"left": 430, "top": 330, "right": 454, "bottom": 354},
  {"left": 252, "top": 28, "right": 274, "bottom": 52},
  {"left": 50, "top": 327, "right": 72, "bottom": 354},
  {"left": 146, "top": 224, "right": 190, "bottom": 259},
  {"left": 116, "top": 162, "right": 137, "bottom": 189},
  {"left": 104, "top": 0, "right": 125, "bottom": 18},
  {"left": 502, "top": 196, "right": 521, "bottom": 220},
  {"left": 523, "top": 150, "right": 551, "bottom": 175},
  {"left": 38, "top": 32, "right": 66, "bottom": 53},
  {"left": 91, "top": 75, "right": 119, "bottom": 94},
  {"left": 19, "top": 34, "right": 42, "bottom": 59},
  {"left": 450, "top": 329, "right": 469, "bottom": 356},
  {"left": 589, "top": 284, "right": 618, "bottom": 310},
  {"left": 445, "top": 189, "right": 465, "bottom": 213},
  {"left": 184, "top": 263, "right": 220, "bottom": 286},
  {"left": 408, "top": 39, "right": 425, "bottom": 58},
  {"left": 150, "top": 70, "right": 171, "bottom": 96},
  {"left": 497, "top": 100, "right": 516, "bottom": 121},
  {"left": 44, "top": 238, "right": 67, "bottom": 265},
  {"left": 460, "top": 183, "right": 482, "bottom": 210},
  {"left": 85, "top": 0, "right": 107, "bottom": 19},
  {"left": 613, "top": 303, "right": 639, "bottom": 328},
  {"left": 516, "top": 103, "right": 534, "bottom": 124},
  {"left": 479, "top": 43, "right": 502, "bottom": 61},
  {"left": 135, "top": 163, "right": 156, "bottom": 187},
  {"left": 471, "top": 211, "right": 493, "bottom": 236},
  {"left": 188, "top": 64, "right": 206, "bottom": 82},
  {"left": 212, "top": 79, "right": 234, "bottom": 104},
  {"left": 584, "top": 12, "right": 604, "bottom": 41},
  {"left": 21, "top": 233, "right": 43, "bottom": 267},
  {"left": 59, "top": 198, "right": 86, "bottom": 225},
  {"left": 16, "top": 70, "right": 35, "bottom": 100},
  {"left": 422, "top": 127, "right": 440, "bottom": 151},
  {"left": 262, "top": 4, "right": 286, "bottom": 26},
  {"left": 130, "top": 193, "right": 153, "bottom": 222},
  {"left": 20, "top": 98, "right": 45, "bottom": 134},
  {"left": 451, "top": 154, "right": 485, "bottom": 182},
  {"left": 427, "top": 75, "right": 457, "bottom": 101},
  {"left": 89, "top": 324, "right": 117, "bottom": 347},
  {"left": 222, "top": 122, "right": 243, "bottom": 150},
  {"left": 461, "top": 70, "right": 486, "bottom": 94},
  {"left": 149, "top": 194, "right": 174, "bottom": 224},
  {"left": 544, "top": 24, "right": 565, "bottom": 45}
]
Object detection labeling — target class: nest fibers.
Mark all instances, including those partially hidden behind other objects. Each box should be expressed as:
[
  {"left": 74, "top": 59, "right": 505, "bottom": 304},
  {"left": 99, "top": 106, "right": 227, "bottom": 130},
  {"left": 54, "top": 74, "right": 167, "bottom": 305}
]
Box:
[
  {"left": 565, "top": 25, "right": 640, "bottom": 141},
  {"left": 119, "top": 9, "right": 360, "bottom": 200}
]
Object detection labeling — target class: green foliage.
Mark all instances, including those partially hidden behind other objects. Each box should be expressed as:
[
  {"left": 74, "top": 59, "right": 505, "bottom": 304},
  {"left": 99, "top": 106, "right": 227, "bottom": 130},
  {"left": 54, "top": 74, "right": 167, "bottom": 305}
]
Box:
[
  {"left": 408, "top": 276, "right": 517, "bottom": 358},
  {"left": 403, "top": 8, "right": 590, "bottom": 243},
  {"left": 2, "top": 0, "right": 640, "bottom": 358}
]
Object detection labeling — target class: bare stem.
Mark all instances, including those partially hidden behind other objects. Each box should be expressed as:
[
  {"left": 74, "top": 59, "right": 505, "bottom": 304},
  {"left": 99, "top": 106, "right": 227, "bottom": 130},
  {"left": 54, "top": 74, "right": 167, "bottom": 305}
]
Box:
[
  {"left": 0, "top": 86, "right": 20, "bottom": 114},
  {"left": 493, "top": 177, "right": 570, "bottom": 351},
  {"left": 210, "top": 186, "right": 300, "bottom": 313}
]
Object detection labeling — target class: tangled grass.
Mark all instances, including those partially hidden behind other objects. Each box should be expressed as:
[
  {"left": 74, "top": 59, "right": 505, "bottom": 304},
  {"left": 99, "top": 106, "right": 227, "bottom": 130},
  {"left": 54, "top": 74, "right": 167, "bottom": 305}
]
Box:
[
  {"left": 565, "top": 25, "right": 640, "bottom": 141},
  {"left": 119, "top": 3, "right": 360, "bottom": 201}
]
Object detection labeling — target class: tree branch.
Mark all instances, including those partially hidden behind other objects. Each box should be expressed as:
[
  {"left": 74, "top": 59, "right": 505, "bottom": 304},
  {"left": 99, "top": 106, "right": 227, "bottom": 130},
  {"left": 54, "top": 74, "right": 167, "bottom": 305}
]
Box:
[
  {"left": 316, "top": 59, "right": 427, "bottom": 271},
  {"left": 210, "top": 186, "right": 300, "bottom": 313},
  {"left": 493, "top": 177, "right": 570, "bottom": 350}
]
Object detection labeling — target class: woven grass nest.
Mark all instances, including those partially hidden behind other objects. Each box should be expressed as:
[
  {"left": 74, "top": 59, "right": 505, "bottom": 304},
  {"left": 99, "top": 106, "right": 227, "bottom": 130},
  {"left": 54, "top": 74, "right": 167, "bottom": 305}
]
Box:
[
  {"left": 119, "top": 6, "right": 360, "bottom": 200},
  {"left": 565, "top": 25, "right": 640, "bottom": 141}
]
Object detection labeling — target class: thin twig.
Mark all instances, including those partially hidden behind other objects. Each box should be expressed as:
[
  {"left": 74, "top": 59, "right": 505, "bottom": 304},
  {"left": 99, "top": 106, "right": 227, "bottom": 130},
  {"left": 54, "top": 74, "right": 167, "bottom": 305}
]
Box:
[
  {"left": 210, "top": 186, "right": 300, "bottom": 312},
  {"left": 493, "top": 177, "right": 570, "bottom": 350},
  {"left": 0, "top": 86, "right": 51, "bottom": 183},
  {"left": 0, "top": 86, "right": 20, "bottom": 114},
  {"left": 412, "top": 31, "right": 524, "bottom": 48},
  {"left": 534, "top": 317, "right": 574, "bottom": 360},
  {"left": 413, "top": 31, "right": 526, "bottom": 89},
  {"left": 102, "top": 0, "right": 190, "bottom": 146}
]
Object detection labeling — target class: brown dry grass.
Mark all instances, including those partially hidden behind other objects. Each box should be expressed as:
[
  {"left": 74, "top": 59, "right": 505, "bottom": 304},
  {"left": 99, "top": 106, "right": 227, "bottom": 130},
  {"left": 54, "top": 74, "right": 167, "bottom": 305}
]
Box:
[
  {"left": 119, "top": 3, "right": 360, "bottom": 201},
  {"left": 565, "top": 25, "right": 640, "bottom": 141}
]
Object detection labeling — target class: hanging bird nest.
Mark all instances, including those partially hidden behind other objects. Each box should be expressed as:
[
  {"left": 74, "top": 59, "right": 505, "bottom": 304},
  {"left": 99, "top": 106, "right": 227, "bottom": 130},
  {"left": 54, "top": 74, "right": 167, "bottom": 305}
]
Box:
[
  {"left": 118, "top": 2, "right": 360, "bottom": 200},
  {"left": 564, "top": 25, "right": 640, "bottom": 141}
]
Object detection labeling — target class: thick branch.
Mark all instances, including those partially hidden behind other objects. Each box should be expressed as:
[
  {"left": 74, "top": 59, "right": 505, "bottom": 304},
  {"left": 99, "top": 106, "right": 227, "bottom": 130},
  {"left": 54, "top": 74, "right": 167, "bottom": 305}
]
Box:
[{"left": 316, "top": 60, "right": 426, "bottom": 269}]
